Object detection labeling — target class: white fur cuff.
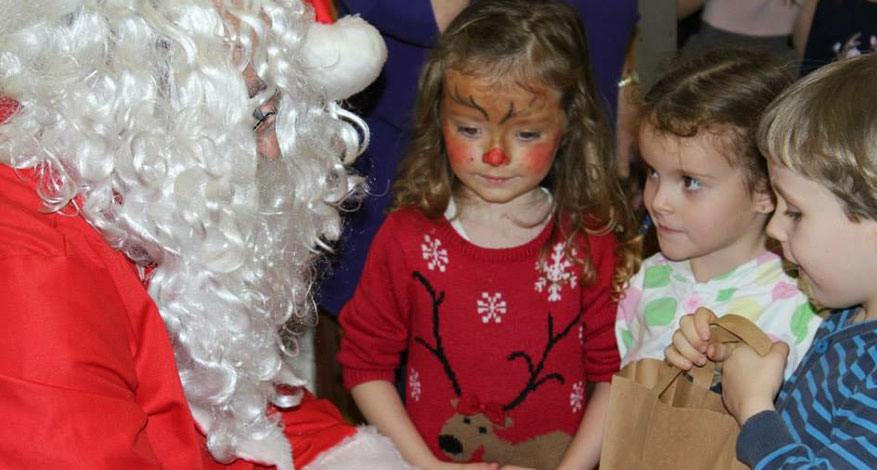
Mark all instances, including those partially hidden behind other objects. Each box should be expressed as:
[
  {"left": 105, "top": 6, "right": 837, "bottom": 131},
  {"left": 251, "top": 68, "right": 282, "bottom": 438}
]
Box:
[{"left": 302, "top": 426, "right": 416, "bottom": 470}]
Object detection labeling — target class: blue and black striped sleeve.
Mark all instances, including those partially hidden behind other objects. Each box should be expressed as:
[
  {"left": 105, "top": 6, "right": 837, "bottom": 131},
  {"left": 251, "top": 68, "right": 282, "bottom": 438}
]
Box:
[{"left": 737, "top": 374, "right": 877, "bottom": 469}]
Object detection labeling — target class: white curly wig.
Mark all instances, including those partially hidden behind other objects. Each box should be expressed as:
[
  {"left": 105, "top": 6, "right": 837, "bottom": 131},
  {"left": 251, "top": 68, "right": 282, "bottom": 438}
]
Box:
[{"left": 0, "top": 0, "right": 384, "bottom": 467}]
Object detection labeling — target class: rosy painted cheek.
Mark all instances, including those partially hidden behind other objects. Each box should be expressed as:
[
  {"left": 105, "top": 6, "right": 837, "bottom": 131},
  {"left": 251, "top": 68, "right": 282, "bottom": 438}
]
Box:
[
  {"left": 442, "top": 128, "right": 476, "bottom": 165},
  {"left": 520, "top": 140, "right": 558, "bottom": 174}
]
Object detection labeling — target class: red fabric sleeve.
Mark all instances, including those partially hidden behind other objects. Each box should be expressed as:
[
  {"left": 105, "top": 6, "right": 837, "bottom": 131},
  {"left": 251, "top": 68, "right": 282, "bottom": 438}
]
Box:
[
  {"left": 337, "top": 214, "right": 412, "bottom": 389},
  {"left": 579, "top": 232, "right": 622, "bottom": 382},
  {"left": 283, "top": 391, "right": 357, "bottom": 468},
  {"left": 0, "top": 254, "right": 165, "bottom": 469}
]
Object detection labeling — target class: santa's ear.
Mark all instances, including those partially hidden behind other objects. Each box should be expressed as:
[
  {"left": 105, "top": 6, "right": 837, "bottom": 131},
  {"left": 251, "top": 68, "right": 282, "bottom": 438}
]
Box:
[{"left": 301, "top": 15, "right": 386, "bottom": 101}]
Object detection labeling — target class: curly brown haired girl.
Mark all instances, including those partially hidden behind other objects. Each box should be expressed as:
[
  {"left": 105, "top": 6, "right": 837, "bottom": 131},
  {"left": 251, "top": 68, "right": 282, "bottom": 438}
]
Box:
[{"left": 339, "top": 2, "right": 639, "bottom": 469}]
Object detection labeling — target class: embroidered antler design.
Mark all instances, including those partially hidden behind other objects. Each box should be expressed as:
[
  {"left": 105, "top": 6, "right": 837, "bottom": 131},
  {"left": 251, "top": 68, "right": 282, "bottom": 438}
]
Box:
[
  {"left": 503, "top": 312, "right": 582, "bottom": 411},
  {"left": 410, "top": 273, "right": 577, "bottom": 469},
  {"left": 436, "top": 312, "right": 581, "bottom": 468},
  {"left": 412, "top": 271, "right": 461, "bottom": 395}
]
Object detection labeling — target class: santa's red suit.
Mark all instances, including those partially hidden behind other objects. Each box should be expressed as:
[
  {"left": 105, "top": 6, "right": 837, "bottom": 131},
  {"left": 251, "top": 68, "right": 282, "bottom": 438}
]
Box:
[
  {"left": 0, "top": 107, "right": 404, "bottom": 469},
  {"left": 0, "top": 2, "right": 406, "bottom": 466}
]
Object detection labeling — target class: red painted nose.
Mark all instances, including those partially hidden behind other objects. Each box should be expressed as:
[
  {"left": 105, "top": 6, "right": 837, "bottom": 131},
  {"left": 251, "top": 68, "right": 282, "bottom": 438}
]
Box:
[{"left": 482, "top": 148, "right": 510, "bottom": 166}]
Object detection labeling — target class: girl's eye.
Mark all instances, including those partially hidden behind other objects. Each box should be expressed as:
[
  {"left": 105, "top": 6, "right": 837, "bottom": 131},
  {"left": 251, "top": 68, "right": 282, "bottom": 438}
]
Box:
[
  {"left": 784, "top": 210, "right": 802, "bottom": 221},
  {"left": 457, "top": 126, "right": 480, "bottom": 137},
  {"left": 253, "top": 106, "right": 277, "bottom": 131},
  {"left": 645, "top": 166, "right": 658, "bottom": 179},
  {"left": 517, "top": 131, "right": 541, "bottom": 141},
  {"left": 682, "top": 176, "right": 702, "bottom": 191}
]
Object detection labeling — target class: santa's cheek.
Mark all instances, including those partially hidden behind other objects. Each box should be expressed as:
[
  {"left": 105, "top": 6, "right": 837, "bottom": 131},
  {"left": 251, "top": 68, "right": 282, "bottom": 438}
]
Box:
[{"left": 257, "top": 128, "right": 281, "bottom": 160}]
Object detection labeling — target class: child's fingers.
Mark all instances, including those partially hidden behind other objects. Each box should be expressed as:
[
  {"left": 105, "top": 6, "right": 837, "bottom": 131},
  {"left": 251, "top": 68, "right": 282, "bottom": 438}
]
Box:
[
  {"left": 767, "top": 341, "right": 790, "bottom": 362},
  {"left": 664, "top": 345, "right": 692, "bottom": 370},
  {"left": 693, "top": 307, "right": 718, "bottom": 341},
  {"left": 678, "top": 314, "right": 707, "bottom": 353},
  {"left": 462, "top": 462, "right": 498, "bottom": 470},
  {"left": 707, "top": 341, "right": 734, "bottom": 362},
  {"left": 670, "top": 328, "right": 707, "bottom": 366}
]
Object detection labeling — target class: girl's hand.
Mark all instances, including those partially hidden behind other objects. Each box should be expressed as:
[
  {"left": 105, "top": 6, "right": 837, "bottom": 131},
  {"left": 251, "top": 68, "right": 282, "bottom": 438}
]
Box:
[
  {"left": 664, "top": 307, "right": 718, "bottom": 370},
  {"left": 426, "top": 461, "right": 499, "bottom": 470},
  {"left": 721, "top": 341, "right": 789, "bottom": 426}
]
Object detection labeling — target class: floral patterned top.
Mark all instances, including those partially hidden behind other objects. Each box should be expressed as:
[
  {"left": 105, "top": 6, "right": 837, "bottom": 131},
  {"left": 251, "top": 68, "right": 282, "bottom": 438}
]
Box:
[{"left": 615, "top": 251, "right": 823, "bottom": 379}]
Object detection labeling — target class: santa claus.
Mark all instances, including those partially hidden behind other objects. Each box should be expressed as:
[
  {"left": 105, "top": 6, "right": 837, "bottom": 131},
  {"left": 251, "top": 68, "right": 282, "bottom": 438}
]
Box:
[{"left": 0, "top": 1, "right": 410, "bottom": 469}]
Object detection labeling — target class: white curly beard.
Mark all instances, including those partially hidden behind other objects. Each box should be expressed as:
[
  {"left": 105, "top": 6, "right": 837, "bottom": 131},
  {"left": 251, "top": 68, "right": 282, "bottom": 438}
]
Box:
[{"left": 0, "top": 0, "right": 376, "bottom": 468}]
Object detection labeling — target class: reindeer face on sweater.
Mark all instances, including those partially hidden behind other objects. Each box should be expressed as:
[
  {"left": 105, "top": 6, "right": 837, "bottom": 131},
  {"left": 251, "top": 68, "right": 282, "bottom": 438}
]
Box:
[
  {"left": 436, "top": 397, "right": 572, "bottom": 468},
  {"left": 438, "top": 398, "right": 513, "bottom": 461}
]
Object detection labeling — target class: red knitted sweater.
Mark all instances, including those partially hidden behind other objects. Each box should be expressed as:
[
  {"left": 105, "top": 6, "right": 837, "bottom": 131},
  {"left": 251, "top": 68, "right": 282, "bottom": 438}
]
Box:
[{"left": 338, "top": 208, "right": 620, "bottom": 467}]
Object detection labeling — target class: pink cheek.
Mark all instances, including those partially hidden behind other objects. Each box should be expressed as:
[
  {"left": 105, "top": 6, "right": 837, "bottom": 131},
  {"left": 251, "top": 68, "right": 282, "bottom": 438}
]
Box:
[
  {"left": 521, "top": 141, "right": 557, "bottom": 173},
  {"left": 443, "top": 132, "right": 476, "bottom": 165}
]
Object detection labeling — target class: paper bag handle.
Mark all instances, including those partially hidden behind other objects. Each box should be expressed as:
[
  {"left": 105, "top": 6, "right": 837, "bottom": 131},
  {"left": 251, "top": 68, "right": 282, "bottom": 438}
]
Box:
[
  {"left": 656, "top": 309, "right": 773, "bottom": 395},
  {"left": 708, "top": 311, "right": 773, "bottom": 357}
]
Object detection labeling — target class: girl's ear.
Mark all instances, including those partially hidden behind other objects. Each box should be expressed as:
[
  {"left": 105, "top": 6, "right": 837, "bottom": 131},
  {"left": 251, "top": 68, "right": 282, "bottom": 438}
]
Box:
[{"left": 754, "top": 186, "right": 776, "bottom": 214}]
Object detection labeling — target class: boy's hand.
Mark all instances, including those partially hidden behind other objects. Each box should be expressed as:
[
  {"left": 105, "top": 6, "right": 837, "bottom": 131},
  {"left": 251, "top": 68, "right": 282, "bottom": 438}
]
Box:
[
  {"left": 721, "top": 341, "right": 789, "bottom": 426},
  {"left": 664, "top": 307, "right": 718, "bottom": 370}
]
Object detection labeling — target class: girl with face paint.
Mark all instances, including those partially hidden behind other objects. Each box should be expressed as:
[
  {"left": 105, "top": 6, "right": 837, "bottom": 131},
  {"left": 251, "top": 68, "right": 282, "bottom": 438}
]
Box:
[{"left": 337, "top": 2, "right": 641, "bottom": 470}]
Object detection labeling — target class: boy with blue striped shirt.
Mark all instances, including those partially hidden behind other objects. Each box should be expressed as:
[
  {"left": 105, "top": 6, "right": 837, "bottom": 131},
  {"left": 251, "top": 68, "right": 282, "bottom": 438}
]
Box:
[{"left": 665, "top": 53, "right": 877, "bottom": 469}]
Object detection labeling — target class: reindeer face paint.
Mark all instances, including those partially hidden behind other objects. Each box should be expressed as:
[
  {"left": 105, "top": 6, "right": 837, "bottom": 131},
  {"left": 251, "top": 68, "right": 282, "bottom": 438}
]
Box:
[{"left": 440, "top": 69, "right": 566, "bottom": 206}]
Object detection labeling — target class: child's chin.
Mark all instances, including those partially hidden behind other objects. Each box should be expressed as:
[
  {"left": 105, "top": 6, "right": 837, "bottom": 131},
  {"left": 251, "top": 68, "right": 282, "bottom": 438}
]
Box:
[
  {"left": 656, "top": 245, "right": 689, "bottom": 262},
  {"left": 796, "top": 274, "right": 830, "bottom": 310}
]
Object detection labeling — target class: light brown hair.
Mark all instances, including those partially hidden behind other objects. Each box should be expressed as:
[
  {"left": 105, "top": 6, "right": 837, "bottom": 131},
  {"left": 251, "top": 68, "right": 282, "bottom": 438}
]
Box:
[
  {"left": 641, "top": 48, "right": 797, "bottom": 194},
  {"left": 391, "top": 0, "right": 639, "bottom": 294},
  {"left": 758, "top": 53, "right": 877, "bottom": 221}
]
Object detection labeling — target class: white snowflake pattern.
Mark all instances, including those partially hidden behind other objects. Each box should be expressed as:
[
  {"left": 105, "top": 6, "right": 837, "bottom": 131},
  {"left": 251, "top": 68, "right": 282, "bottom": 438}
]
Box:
[
  {"left": 534, "top": 242, "right": 578, "bottom": 302},
  {"left": 570, "top": 381, "right": 585, "bottom": 413},
  {"left": 408, "top": 369, "right": 422, "bottom": 402},
  {"left": 421, "top": 235, "right": 448, "bottom": 272},
  {"left": 476, "top": 292, "right": 508, "bottom": 324}
]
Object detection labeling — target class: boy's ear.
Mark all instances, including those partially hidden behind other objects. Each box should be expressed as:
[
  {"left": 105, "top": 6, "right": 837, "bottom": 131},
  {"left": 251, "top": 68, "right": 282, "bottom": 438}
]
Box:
[{"left": 754, "top": 187, "right": 776, "bottom": 214}]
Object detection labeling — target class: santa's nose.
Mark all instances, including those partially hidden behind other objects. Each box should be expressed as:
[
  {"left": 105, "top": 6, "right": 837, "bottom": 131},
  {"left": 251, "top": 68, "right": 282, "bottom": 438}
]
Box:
[{"left": 482, "top": 148, "right": 510, "bottom": 166}]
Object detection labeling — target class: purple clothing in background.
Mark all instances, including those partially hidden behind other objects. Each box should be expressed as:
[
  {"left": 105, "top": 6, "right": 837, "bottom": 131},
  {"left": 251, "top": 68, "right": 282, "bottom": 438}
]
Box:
[{"left": 318, "top": 0, "right": 638, "bottom": 314}]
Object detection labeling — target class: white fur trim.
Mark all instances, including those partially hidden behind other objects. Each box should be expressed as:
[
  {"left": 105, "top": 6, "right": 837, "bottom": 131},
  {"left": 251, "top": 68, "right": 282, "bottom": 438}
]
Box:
[
  {"left": 302, "top": 426, "right": 416, "bottom": 470},
  {"left": 302, "top": 15, "right": 387, "bottom": 101},
  {"left": 235, "top": 430, "right": 294, "bottom": 470}
]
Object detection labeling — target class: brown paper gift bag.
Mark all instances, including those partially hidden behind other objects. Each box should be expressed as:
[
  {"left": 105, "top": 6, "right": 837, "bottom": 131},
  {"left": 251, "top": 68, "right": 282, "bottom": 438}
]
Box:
[{"left": 599, "top": 311, "right": 774, "bottom": 470}]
